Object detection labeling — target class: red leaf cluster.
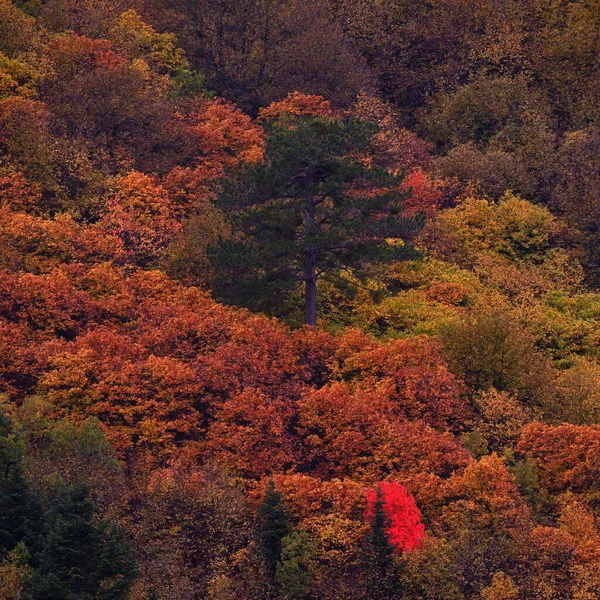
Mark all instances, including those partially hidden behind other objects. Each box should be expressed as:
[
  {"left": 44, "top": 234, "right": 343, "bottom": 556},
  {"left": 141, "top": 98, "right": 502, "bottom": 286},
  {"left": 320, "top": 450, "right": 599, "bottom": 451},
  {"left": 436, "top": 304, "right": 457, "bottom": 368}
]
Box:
[{"left": 364, "top": 481, "right": 425, "bottom": 553}]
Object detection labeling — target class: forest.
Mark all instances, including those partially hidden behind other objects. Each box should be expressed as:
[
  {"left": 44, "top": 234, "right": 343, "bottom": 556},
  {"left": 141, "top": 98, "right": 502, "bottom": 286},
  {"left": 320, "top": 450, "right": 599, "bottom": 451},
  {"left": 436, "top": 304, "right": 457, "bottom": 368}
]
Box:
[{"left": 3, "top": 0, "right": 600, "bottom": 598}]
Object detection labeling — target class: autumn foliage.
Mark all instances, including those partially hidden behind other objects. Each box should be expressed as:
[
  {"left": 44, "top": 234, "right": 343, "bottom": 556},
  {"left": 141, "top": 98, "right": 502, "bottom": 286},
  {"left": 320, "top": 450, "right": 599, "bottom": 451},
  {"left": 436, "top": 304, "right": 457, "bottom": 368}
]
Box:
[
  {"left": 364, "top": 482, "right": 425, "bottom": 553},
  {"left": 3, "top": 2, "right": 600, "bottom": 599}
]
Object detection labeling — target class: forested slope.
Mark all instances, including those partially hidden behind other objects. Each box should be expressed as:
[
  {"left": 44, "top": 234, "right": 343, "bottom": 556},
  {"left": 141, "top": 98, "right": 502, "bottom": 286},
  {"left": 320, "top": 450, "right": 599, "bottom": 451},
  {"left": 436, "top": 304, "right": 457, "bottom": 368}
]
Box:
[{"left": 2, "top": 1, "right": 600, "bottom": 598}]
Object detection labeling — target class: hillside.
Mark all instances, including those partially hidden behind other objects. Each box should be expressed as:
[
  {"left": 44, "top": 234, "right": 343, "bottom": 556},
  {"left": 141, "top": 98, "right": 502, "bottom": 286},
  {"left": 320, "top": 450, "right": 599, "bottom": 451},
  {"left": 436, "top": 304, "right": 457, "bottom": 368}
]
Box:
[{"left": 2, "top": 1, "right": 600, "bottom": 598}]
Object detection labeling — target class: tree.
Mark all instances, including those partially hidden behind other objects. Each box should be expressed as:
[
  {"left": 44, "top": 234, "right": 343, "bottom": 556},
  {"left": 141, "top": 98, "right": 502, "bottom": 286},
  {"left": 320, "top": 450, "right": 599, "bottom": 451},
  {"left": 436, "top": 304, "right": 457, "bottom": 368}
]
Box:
[
  {"left": 517, "top": 422, "right": 600, "bottom": 496},
  {"left": 96, "top": 171, "right": 183, "bottom": 268},
  {"left": 148, "top": 0, "right": 370, "bottom": 113},
  {"left": 275, "top": 530, "right": 318, "bottom": 600},
  {"left": 29, "top": 483, "right": 137, "bottom": 600},
  {"left": 475, "top": 388, "right": 529, "bottom": 453},
  {"left": 363, "top": 485, "right": 401, "bottom": 600},
  {"left": 296, "top": 382, "right": 470, "bottom": 481},
  {"left": 440, "top": 307, "right": 552, "bottom": 404},
  {"left": 550, "top": 128, "right": 600, "bottom": 283},
  {"left": 364, "top": 482, "right": 425, "bottom": 555},
  {"left": 212, "top": 95, "right": 421, "bottom": 325},
  {"left": 0, "top": 413, "right": 41, "bottom": 558},
  {"left": 0, "top": 98, "right": 54, "bottom": 192},
  {"left": 203, "top": 389, "right": 296, "bottom": 479},
  {"left": 481, "top": 571, "right": 519, "bottom": 600},
  {"left": 0, "top": 0, "right": 37, "bottom": 58},
  {"left": 256, "top": 480, "right": 291, "bottom": 577},
  {"left": 0, "top": 542, "right": 31, "bottom": 600},
  {"left": 39, "top": 33, "right": 175, "bottom": 177}
]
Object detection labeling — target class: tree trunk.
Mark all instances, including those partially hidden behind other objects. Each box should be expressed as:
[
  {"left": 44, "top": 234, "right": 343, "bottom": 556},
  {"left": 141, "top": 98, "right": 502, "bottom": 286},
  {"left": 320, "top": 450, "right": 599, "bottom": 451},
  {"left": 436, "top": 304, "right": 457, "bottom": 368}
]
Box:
[
  {"left": 304, "top": 248, "right": 317, "bottom": 326},
  {"left": 304, "top": 191, "right": 317, "bottom": 326}
]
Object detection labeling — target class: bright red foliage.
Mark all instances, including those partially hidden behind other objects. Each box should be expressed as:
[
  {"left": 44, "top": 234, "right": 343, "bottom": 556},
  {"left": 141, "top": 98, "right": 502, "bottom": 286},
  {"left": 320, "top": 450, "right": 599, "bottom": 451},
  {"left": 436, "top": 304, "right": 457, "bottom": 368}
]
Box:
[
  {"left": 365, "top": 481, "right": 425, "bottom": 553},
  {"left": 0, "top": 0, "right": 597, "bottom": 587},
  {"left": 400, "top": 168, "right": 444, "bottom": 218}
]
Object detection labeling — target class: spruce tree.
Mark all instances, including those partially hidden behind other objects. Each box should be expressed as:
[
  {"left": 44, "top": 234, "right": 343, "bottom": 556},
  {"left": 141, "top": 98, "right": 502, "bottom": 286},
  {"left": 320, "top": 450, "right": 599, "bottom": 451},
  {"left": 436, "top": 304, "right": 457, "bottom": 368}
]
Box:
[
  {"left": 29, "top": 483, "right": 137, "bottom": 600},
  {"left": 275, "top": 530, "right": 317, "bottom": 600},
  {"left": 0, "top": 414, "right": 42, "bottom": 558},
  {"left": 256, "top": 480, "right": 291, "bottom": 576},
  {"left": 364, "top": 485, "right": 402, "bottom": 600},
  {"left": 211, "top": 111, "right": 421, "bottom": 325}
]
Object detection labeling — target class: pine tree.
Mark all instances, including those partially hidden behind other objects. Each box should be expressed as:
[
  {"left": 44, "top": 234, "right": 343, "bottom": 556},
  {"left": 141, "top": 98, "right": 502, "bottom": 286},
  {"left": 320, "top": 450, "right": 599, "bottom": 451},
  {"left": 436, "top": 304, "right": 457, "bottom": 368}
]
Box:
[
  {"left": 275, "top": 530, "right": 317, "bottom": 600},
  {"left": 211, "top": 110, "right": 421, "bottom": 325},
  {"left": 29, "top": 483, "right": 137, "bottom": 600},
  {"left": 256, "top": 480, "right": 291, "bottom": 577},
  {"left": 364, "top": 485, "right": 402, "bottom": 600},
  {"left": 0, "top": 413, "right": 42, "bottom": 558}
]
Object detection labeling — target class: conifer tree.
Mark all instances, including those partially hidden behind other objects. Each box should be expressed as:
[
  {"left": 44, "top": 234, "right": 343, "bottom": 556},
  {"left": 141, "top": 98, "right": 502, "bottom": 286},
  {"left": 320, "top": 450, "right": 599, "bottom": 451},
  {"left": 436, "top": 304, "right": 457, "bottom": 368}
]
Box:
[
  {"left": 256, "top": 480, "right": 291, "bottom": 576},
  {"left": 0, "top": 414, "right": 41, "bottom": 558},
  {"left": 29, "top": 483, "right": 137, "bottom": 600},
  {"left": 211, "top": 110, "right": 421, "bottom": 325},
  {"left": 364, "top": 485, "right": 402, "bottom": 600},
  {"left": 275, "top": 530, "right": 317, "bottom": 600}
]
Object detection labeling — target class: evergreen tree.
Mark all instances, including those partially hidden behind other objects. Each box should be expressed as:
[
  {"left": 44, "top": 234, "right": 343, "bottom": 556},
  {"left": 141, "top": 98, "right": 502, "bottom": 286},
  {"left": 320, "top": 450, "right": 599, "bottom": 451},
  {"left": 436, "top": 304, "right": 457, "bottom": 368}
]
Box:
[
  {"left": 211, "top": 111, "right": 421, "bottom": 325},
  {"left": 364, "top": 485, "right": 402, "bottom": 600},
  {"left": 256, "top": 480, "right": 291, "bottom": 576},
  {"left": 29, "top": 483, "right": 137, "bottom": 600},
  {"left": 275, "top": 530, "right": 317, "bottom": 600},
  {"left": 0, "top": 414, "right": 42, "bottom": 558}
]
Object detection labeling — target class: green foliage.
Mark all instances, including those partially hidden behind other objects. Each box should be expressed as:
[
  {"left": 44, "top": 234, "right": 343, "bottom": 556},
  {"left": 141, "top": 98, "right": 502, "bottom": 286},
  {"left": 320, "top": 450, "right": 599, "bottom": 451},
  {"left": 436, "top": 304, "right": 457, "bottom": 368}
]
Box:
[
  {"left": 508, "top": 456, "right": 549, "bottom": 519},
  {"left": 0, "top": 53, "right": 40, "bottom": 99},
  {"left": 441, "top": 307, "right": 553, "bottom": 405},
  {"left": 421, "top": 76, "right": 548, "bottom": 151},
  {"left": 362, "top": 486, "right": 402, "bottom": 600},
  {"left": 4, "top": 0, "right": 600, "bottom": 597},
  {"left": 351, "top": 288, "right": 461, "bottom": 338},
  {"left": 256, "top": 481, "right": 292, "bottom": 576},
  {"left": 425, "top": 193, "right": 561, "bottom": 266},
  {"left": 211, "top": 112, "right": 421, "bottom": 324},
  {"left": 462, "top": 430, "right": 490, "bottom": 460},
  {"left": 0, "top": 413, "right": 41, "bottom": 558},
  {"left": 275, "top": 530, "right": 318, "bottom": 600},
  {"left": 29, "top": 483, "right": 137, "bottom": 600},
  {"left": 445, "top": 522, "right": 516, "bottom": 600},
  {"left": 0, "top": 541, "right": 32, "bottom": 599},
  {"left": 525, "top": 292, "right": 600, "bottom": 362},
  {"left": 109, "top": 9, "right": 185, "bottom": 74},
  {"left": 0, "top": 410, "right": 134, "bottom": 599},
  {"left": 171, "top": 60, "right": 207, "bottom": 97},
  {"left": 401, "top": 539, "right": 463, "bottom": 600}
]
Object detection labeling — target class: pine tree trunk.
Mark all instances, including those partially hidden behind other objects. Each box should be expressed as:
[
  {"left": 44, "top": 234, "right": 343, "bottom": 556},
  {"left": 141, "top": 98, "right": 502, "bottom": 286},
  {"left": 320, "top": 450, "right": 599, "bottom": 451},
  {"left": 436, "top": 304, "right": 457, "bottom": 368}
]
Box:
[
  {"left": 304, "top": 249, "right": 317, "bottom": 326},
  {"left": 304, "top": 192, "right": 317, "bottom": 326}
]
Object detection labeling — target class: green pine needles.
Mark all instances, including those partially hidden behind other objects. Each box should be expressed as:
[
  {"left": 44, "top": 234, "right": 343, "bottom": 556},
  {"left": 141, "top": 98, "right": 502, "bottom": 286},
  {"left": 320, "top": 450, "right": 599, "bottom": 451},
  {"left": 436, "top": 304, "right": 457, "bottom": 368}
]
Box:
[{"left": 211, "top": 111, "right": 422, "bottom": 325}]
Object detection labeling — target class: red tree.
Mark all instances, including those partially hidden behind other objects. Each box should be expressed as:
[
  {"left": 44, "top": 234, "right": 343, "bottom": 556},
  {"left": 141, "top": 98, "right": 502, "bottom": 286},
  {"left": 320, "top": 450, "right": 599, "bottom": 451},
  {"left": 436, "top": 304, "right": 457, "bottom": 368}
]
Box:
[{"left": 364, "top": 481, "right": 425, "bottom": 553}]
